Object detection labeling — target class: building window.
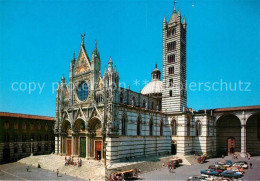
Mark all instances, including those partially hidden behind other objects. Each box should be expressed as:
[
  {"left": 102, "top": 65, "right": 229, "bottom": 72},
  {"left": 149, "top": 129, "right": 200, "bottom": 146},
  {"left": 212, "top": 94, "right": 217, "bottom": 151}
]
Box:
[
  {"left": 121, "top": 114, "right": 127, "bottom": 136},
  {"left": 167, "top": 41, "right": 176, "bottom": 52},
  {"left": 13, "top": 135, "right": 18, "bottom": 142},
  {"left": 22, "top": 122, "right": 27, "bottom": 130},
  {"left": 77, "top": 81, "right": 89, "bottom": 101},
  {"left": 169, "top": 79, "right": 173, "bottom": 87},
  {"left": 167, "top": 28, "right": 176, "bottom": 37},
  {"left": 160, "top": 120, "right": 164, "bottom": 136},
  {"left": 142, "top": 99, "right": 146, "bottom": 108},
  {"left": 14, "top": 122, "right": 18, "bottom": 129},
  {"left": 132, "top": 96, "right": 136, "bottom": 106},
  {"left": 45, "top": 134, "right": 48, "bottom": 141},
  {"left": 37, "top": 123, "right": 41, "bottom": 130},
  {"left": 30, "top": 123, "right": 34, "bottom": 131},
  {"left": 168, "top": 66, "right": 174, "bottom": 75},
  {"left": 4, "top": 134, "right": 10, "bottom": 142},
  {"left": 151, "top": 101, "right": 154, "bottom": 110},
  {"left": 45, "top": 124, "right": 48, "bottom": 131},
  {"left": 4, "top": 121, "right": 9, "bottom": 129},
  {"left": 137, "top": 116, "right": 141, "bottom": 136},
  {"left": 80, "top": 122, "right": 85, "bottom": 131},
  {"left": 37, "top": 135, "right": 42, "bottom": 141},
  {"left": 149, "top": 118, "right": 153, "bottom": 136},
  {"left": 169, "top": 90, "right": 173, "bottom": 97},
  {"left": 196, "top": 120, "right": 202, "bottom": 136},
  {"left": 167, "top": 54, "right": 175, "bottom": 63},
  {"left": 187, "top": 118, "right": 190, "bottom": 136},
  {"left": 120, "top": 92, "right": 123, "bottom": 103},
  {"left": 22, "top": 135, "right": 27, "bottom": 142},
  {"left": 171, "top": 120, "right": 177, "bottom": 136}
]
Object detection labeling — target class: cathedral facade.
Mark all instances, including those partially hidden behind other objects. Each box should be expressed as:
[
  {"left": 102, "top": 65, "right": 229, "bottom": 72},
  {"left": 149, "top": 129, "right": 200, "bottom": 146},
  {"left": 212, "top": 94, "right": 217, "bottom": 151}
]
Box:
[{"left": 54, "top": 5, "right": 260, "bottom": 163}]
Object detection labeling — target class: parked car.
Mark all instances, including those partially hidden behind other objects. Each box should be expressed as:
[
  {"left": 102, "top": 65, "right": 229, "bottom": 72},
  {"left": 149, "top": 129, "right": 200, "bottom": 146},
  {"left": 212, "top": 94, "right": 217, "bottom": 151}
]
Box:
[
  {"left": 187, "top": 175, "right": 214, "bottom": 181},
  {"left": 227, "top": 166, "right": 245, "bottom": 174},
  {"left": 220, "top": 170, "right": 243, "bottom": 179},
  {"left": 200, "top": 169, "right": 220, "bottom": 176},
  {"left": 233, "top": 161, "right": 248, "bottom": 169},
  {"left": 187, "top": 175, "right": 203, "bottom": 181},
  {"left": 208, "top": 165, "right": 226, "bottom": 171},
  {"left": 225, "top": 160, "right": 233, "bottom": 166},
  {"left": 216, "top": 161, "right": 232, "bottom": 168}
]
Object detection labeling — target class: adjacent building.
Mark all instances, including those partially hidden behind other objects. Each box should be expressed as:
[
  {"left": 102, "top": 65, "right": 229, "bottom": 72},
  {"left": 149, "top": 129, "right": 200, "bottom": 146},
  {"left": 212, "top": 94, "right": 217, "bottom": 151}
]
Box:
[
  {"left": 0, "top": 112, "right": 55, "bottom": 163},
  {"left": 54, "top": 4, "right": 260, "bottom": 164}
]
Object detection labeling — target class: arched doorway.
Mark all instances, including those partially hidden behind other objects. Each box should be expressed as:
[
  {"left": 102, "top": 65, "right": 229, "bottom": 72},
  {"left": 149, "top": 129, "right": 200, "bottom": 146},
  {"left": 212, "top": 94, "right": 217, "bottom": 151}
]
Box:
[
  {"left": 61, "top": 120, "right": 72, "bottom": 156},
  {"left": 74, "top": 119, "right": 87, "bottom": 158},
  {"left": 88, "top": 117, "right": 102, "bottom": 160},
  {"left": 227, "top": 137, "right": 235, "bottom": 154},
  {"left": 246, "top": 113, "right": 260, "bottom": 156},
  {"left": 216, "top": 114, "right": 241, "bottom": 156}
]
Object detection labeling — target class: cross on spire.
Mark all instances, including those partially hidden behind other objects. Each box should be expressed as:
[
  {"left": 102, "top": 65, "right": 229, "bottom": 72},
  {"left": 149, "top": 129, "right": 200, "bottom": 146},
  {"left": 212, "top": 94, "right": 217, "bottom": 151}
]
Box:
[
  {"left": 81, "top": 33, "right": 86, "bottom": 45},
  {"left": 174, "top": 1, "right": 177, "bottom": 7},
  {"left": 173, "top": 1, "right": 177, "bottom": 12}
]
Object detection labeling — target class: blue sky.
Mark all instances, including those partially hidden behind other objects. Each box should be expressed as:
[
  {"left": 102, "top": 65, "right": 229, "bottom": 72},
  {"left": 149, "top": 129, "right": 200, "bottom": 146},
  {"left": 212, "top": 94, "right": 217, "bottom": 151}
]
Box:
[{"left": 0, "top": 0, "right": 259, "bottom": 117}]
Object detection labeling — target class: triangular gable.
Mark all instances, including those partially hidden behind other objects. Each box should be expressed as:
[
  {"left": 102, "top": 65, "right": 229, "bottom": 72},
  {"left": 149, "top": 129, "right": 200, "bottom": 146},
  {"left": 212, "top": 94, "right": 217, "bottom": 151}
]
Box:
[{"left": 74, "top": 45, "right": 91, "bottom": 75}]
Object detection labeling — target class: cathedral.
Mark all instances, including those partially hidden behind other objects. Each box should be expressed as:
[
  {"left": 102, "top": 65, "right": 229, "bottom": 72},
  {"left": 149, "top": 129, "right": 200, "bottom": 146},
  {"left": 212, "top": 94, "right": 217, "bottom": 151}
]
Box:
[{"left": 54, "top": 5, "right": 260, "bottom": 163}]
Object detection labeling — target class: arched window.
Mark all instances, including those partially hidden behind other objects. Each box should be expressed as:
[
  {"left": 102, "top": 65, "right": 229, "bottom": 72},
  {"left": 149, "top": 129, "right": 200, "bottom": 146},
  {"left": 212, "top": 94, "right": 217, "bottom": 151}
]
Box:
[
  {"left": 160, "top": 119, "right": 164, "bottom": 136},
  {"left": 132, "top": 96, "right": 136, "bottom": 106},
  {"left": 142, "top": 99, "right": 146, "bottom": 108},
  {"left": 196, "top": 120, "right": 202, "bottom": 136},
  {"left": 171, "top": 119, "right": 177, "bottom": 136},
  {"left": 121, "top": 114, "right": 127, "bottom": 136},
  {"left": 137, "top": 116, "right": 141, "bottom": 136},
  {"left": 120, "top": 92, "right": 124, "bottom": 103},
  {"left": 149, "top": 118, "right": 153, "bottom": 136}
]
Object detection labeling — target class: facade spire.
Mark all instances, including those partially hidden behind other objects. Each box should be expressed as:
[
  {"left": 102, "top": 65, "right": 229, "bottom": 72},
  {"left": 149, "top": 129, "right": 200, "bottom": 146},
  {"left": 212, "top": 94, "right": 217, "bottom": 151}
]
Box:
[
  {"left": 163, "top": 15, "right": 166, "bottom": 23},
  {"left": 61, "top": 75, "right": 65, "bottom": 83},
  {"left": 73, "top": 50, "right": 75, "bottom": 59},
  {"left": 81, "top": 33, "right": 86, "bottom": 46},
  {"left": 95, "top": 40, "right": 97, "bottom": 50},
  {"left": 108, "top": 56, "right": 113, "bottom": 71}
]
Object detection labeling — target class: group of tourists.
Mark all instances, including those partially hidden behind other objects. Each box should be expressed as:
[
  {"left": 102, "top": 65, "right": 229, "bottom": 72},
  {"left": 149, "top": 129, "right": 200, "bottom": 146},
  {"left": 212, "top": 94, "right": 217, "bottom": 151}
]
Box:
[{"left": 65, "top": 156, "right": 82, "bottom": 167}]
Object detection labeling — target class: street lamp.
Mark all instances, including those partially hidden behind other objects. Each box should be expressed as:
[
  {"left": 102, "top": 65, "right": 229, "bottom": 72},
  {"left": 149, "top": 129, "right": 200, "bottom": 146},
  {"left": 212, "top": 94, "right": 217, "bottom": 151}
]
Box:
[{"left": 31, "top": 138, "right": 33, "bottom": 156}]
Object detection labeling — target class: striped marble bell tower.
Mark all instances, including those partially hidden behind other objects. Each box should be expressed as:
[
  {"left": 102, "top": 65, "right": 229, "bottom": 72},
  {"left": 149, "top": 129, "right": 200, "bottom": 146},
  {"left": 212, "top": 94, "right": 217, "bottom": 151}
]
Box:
[{"left": 162, "top": 6, "right": 187, "bottom": 113}]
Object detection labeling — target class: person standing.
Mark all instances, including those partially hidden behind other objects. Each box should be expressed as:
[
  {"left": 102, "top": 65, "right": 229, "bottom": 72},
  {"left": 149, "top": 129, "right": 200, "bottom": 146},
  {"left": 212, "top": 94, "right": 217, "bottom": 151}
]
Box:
[
  {"left": 250, "top": 162, "right": 253, "bottom": 169},
  {"left": 56, "top": 169, "right": 59, "bottom": 177},
  {"left": 26, "top": 166, "right": 29, "bottom": 172}
]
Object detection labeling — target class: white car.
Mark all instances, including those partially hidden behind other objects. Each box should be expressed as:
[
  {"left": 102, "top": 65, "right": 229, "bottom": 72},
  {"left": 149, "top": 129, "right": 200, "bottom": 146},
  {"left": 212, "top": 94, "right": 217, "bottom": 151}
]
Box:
[{"left": 232, "top": 162, "right": 248, "bottom": 169}]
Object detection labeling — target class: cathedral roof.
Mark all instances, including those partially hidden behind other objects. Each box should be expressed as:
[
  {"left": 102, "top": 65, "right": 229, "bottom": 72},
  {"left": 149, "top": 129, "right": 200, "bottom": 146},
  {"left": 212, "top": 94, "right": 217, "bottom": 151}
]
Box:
[
  {"left": 141, "top": 64, "right": 162, "bottom": 95},
  {"left": 141, "top": 80, "right": 162, "bottom": 95}
]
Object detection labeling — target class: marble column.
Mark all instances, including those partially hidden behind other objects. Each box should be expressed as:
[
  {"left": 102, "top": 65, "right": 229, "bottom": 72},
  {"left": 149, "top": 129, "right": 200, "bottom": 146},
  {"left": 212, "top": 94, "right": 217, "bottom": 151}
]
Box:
[
  {"left": 241, "top": 124, "right": 247, "bottom": 157},
  {"left": 86, "top": 135, "right": 90, "bottom": 159}
]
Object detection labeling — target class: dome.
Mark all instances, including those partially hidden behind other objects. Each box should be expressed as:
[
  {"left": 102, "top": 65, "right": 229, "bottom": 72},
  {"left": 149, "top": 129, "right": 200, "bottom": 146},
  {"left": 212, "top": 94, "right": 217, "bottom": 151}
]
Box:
[{"left": 141, "top": 80, "right": 162, "bottom": 95}]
